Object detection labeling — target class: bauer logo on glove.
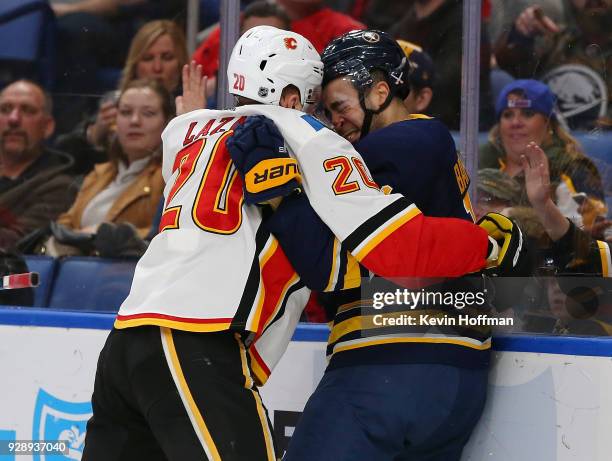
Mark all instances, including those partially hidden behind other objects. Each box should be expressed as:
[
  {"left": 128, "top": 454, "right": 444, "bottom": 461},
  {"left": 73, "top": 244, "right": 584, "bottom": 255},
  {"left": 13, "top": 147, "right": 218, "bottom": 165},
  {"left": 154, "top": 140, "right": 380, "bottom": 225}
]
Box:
[
  {"left": 246, "top": 158, "right": 301, "bottom": 193},
  {"left": 227, "top": 115, "right": 302, "bottom": 205}
]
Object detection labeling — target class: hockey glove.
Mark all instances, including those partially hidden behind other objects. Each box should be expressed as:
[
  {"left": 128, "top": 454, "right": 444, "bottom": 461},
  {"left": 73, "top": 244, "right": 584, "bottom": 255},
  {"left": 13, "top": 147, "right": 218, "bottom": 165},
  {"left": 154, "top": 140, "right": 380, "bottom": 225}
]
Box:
[
  {"left": 94, "top": 222, "right": 148, "bottom": 258},
  {"left": 227, "top": 115, "right": 301, "bottom": 205},
  {"left": 477, "top": 212, "right": 526, "bottom": 276}
]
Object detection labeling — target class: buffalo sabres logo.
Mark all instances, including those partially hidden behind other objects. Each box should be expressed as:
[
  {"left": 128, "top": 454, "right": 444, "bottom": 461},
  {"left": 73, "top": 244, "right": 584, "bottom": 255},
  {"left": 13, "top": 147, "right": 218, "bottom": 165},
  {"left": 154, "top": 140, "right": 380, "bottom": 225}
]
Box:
[
  {"left": 32, "top": 388, "right": 92, "bottom": 460},
  {"left": 361, "top": 31, "right": 380, "bottom": 43},
  {"left": 284, "top": 37, "right": 297, "bottom": 50},
  {"left": 389, "top": 57, "right": 406, "bottom": 86},
  {"left": 542, "top": 64, "right": 607, "bottom": 130},
  {"left": 390, "top": 70, "right": 405, "bottom": 86}
]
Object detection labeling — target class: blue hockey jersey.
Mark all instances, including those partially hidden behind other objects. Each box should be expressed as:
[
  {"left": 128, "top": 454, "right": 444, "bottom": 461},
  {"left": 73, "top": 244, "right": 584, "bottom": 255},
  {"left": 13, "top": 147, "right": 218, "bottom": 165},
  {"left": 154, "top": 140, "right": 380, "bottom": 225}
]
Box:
[{"left": 264, "top": 115, "right": 491, "bottom": 370}]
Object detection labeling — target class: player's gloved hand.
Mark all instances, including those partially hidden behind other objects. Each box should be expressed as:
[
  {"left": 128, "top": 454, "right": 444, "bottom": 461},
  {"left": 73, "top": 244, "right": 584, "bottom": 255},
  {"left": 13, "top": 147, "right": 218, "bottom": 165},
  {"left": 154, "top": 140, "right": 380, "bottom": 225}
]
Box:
[
  {"left": 226, "top": 115, "right": 301, "bottom": 205},
  {"left": 477, "top": 212, "right": 526, "bottom": 276}
]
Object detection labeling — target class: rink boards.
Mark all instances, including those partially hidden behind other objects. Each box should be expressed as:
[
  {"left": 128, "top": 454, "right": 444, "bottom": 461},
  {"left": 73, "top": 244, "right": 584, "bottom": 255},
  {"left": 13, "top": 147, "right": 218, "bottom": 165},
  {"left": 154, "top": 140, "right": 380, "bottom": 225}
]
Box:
[{"left": 1, "top": 307, "right": 612, "bottom": 460}]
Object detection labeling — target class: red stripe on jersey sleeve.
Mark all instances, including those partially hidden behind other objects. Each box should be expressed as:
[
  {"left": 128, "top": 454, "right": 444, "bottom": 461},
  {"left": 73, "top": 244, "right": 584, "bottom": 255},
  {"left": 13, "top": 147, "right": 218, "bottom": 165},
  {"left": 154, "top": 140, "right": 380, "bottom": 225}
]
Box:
[{"left": 361, "top": 214, "right": 488, "bottom": 278}]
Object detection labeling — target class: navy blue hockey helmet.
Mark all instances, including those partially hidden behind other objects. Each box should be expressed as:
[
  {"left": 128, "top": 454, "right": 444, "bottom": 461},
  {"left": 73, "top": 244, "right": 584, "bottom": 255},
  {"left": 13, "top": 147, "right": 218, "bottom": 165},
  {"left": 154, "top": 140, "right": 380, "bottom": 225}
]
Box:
[
  {"left": 321, "top": 30, "right": 410, "bottom": 100},
  {"left": 321, "top": 30, "right": 410, "bottom": 137}
]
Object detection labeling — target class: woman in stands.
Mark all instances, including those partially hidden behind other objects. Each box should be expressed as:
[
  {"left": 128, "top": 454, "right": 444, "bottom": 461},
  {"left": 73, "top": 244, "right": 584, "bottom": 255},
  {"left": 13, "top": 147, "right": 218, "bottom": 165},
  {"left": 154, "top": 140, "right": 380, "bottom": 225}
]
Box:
[
  {"left": 479, "top": 79, "right": 606, "bottom": 235},
  {"left": 46, "top": 79, "right": 171, "bottom": 256},
  {"left": 118, "top": 19, "right": 188, "bottom": 96},
  {"left": 56, "top": 20, "right": 187, "bottom": 175}
]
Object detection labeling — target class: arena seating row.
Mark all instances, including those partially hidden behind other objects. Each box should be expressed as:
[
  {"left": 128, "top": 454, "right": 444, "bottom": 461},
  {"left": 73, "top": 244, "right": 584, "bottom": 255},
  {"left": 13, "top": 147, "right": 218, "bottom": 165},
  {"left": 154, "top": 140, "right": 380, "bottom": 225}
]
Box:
[{"left": 24, "top": 255, "right": 137, "bottom": 312}]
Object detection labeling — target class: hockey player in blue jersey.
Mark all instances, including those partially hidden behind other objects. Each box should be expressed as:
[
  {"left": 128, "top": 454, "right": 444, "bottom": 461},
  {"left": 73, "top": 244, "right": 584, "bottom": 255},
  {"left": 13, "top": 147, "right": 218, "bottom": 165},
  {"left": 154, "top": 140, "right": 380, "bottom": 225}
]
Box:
[
  {"left": 227, "top": 30, "right": 523, "bottom": 460},
  {"left": 82, "top": 26, "right": 524, "bottom": 461}
]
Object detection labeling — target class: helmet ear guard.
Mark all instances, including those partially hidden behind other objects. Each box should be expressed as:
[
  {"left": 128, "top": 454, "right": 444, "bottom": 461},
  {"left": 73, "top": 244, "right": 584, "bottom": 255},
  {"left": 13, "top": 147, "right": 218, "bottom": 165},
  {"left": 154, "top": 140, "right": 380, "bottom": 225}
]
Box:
[{"left": 227, "top": 26, "right": 324, "bottom": 112}]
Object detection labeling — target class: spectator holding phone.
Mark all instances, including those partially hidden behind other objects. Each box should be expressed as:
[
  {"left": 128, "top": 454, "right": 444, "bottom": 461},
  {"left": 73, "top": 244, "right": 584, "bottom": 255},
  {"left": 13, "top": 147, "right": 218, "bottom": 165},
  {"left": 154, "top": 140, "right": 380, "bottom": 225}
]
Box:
[
  {"left": 43, "top": 79, "right": 170, "bottom": 257},
  {"left": 494, "top": 0, "right": 612, "bottom": 130},
  {"left": 55, "top": 20, "right": 187, "bottom": 175}
]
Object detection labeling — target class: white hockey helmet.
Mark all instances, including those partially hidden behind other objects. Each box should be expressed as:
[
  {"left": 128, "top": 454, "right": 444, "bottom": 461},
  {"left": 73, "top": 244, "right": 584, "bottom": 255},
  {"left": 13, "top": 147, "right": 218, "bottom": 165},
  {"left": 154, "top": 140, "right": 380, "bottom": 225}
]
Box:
[{"left": 227, "top": 26, "right": 323, "bottom": 112}]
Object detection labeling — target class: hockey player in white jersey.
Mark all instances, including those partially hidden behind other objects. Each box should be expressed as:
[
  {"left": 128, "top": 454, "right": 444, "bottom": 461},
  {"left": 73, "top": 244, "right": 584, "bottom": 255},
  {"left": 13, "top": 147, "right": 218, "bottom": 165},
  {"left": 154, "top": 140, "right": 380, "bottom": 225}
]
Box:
[{"left": 82, "top": 26, "right": 522, "bottom": 461}]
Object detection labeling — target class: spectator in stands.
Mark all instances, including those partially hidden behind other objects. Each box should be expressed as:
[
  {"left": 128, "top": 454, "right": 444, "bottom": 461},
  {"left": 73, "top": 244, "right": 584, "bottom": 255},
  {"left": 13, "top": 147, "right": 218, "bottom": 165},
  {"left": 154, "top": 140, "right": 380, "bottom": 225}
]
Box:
[
  {"left": 277, "top": 0, "right": 365, "bottom": 52},
  {"left": 118, "top": 19, "right": 188, "bottom": 94},
  {"left": 192, "top": 1, "right": 292, "bottom": 94},
  {"left": 54, "top": 20, "right": 186, "bottom": 176},
  {"left": 479, "top": 79, "right": 606, "bottom": 234},
  {"left": 488, "top": 0, "right": 566, "bottom": 45},
  {"left": 51, "top": 0, "right": 186, "bottom": 134},
  {"left": 520, "top": 141, "right": 612, "bottom": 335},
  {"left": 521, "top": 139, "right": 612, "bottom": 274},
  {"left": 474, "top": 168, "right": 521, "bottom": 220},
  {"left": 0, "top": 80, "right": 77, "bottom": 250},
  {"left": 45, "top": 79, "right": 170, "bottom": 256},
  {"left": 192, "top": 0, "right": 364, "bottom": 96},
  {"left": 474, "top": 141, "right": 612, "bottom": 334},
  {"left": 494, "top": 0, "right": 612, "bottom": 130},
  {"left": 389, "top": 0, "right": 494, "bottom": 130},
  {"left": 356, "top": 0, "right": 408, "bottom": 32},
  {"left": 522, "top": 273, "right": 612, "bottom": 336},
  {"left": 397, "top": 40, "right": 435, "bottom": 114}
]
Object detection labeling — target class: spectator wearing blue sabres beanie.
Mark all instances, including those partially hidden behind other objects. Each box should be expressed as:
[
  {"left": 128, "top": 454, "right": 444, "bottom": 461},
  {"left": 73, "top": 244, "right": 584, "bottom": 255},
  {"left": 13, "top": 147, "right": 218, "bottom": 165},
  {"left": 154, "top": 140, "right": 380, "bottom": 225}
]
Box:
[
  {"left": 495, "top": 79, "right": 557, "bottom": 121},
  {"left": 480, "top": 78, "right": 605, "bottom": 234}
]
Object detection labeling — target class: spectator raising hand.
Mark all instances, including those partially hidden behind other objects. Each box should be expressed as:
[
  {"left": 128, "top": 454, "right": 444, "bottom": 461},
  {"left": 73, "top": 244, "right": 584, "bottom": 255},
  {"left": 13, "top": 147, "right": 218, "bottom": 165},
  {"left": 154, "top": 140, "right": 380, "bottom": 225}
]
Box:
[
  {"left": 175, "top": 62, "right": 207, "bottom": 116},
  {"left": 521, "top": 141, "right": 552, "bottom": 210},
  {"left": 520, "top": 141, "right": 570, "bottom": 242},
  {"left": 514, "top": 5, "right": 560, "bottom": 37}
]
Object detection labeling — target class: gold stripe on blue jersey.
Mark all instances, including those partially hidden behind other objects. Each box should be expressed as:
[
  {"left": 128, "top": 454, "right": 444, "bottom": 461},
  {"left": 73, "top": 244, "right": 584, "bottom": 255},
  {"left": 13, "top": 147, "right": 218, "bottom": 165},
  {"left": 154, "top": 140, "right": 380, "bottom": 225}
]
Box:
[{"left": 597, "top": 240, "right": 611, "bottom": 277}]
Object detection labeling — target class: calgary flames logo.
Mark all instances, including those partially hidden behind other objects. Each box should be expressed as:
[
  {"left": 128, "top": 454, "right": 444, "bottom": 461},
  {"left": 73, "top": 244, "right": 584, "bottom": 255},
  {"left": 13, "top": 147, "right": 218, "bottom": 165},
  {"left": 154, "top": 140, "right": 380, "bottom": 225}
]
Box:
[{"left": 284, "top": 37, "right": 297, "bottom": 50}]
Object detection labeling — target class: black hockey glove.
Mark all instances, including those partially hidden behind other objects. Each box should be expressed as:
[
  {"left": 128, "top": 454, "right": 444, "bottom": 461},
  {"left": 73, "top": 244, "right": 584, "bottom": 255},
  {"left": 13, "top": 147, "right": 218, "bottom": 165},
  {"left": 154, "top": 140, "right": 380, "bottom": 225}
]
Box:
[
  {"left": 477, "top": 212, "right": 527, "bottom": 276},
  {"left": 226, "top": 115, "right": 301, "bottom": 205},
  {"left": 94, "top": 222, "right": 148, "bottom": 258}
]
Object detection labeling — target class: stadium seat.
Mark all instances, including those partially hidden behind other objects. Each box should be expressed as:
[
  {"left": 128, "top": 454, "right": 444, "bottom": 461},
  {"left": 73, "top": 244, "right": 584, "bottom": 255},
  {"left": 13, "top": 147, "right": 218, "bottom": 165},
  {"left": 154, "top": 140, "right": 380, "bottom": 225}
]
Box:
[
  {"left": 95, "top": 67, "right": 122, "bottom": 93},
  {"left": 574, "top": 132, "right": 612, "bottom": 163},
  {"left": 47, "top": 257, "right": 137, "bottom": 312},
  {"left": 451, "top": 132, "right": 490, "bottom": 151},
  {"left": 0, "top": 0, "right": 55, "bottom": 89},
  {"left": 24, "top": 255, "right": 57, "bottom": 307}
]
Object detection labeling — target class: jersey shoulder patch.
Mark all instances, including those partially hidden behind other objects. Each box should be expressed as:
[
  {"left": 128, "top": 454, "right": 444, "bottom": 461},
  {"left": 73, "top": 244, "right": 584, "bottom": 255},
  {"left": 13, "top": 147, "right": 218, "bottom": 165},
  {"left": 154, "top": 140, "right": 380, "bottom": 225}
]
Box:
[{"left": 301, "top": 114, "right": 326, "bottom": 132}]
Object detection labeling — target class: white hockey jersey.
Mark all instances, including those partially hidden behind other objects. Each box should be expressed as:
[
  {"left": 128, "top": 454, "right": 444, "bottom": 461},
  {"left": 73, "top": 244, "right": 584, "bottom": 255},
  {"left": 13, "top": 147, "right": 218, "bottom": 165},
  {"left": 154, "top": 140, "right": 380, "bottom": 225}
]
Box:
[{"left": 116, "top": 105, "right": 487, "bottom": 382}]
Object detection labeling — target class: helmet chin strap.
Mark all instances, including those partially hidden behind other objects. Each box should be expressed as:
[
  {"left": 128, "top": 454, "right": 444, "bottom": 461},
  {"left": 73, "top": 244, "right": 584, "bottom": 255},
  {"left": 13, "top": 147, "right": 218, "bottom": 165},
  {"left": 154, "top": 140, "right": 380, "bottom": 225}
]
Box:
[{"left": 358, "top": 90, "right": 394, "bottom": 138}]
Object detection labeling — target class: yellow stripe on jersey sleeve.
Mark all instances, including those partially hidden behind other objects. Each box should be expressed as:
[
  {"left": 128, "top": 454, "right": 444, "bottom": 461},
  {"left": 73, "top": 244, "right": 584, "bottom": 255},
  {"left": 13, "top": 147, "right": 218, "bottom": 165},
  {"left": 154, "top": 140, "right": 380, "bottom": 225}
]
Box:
[{"left": 597, "top": 240, "right": 611, "bottom": 277}]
